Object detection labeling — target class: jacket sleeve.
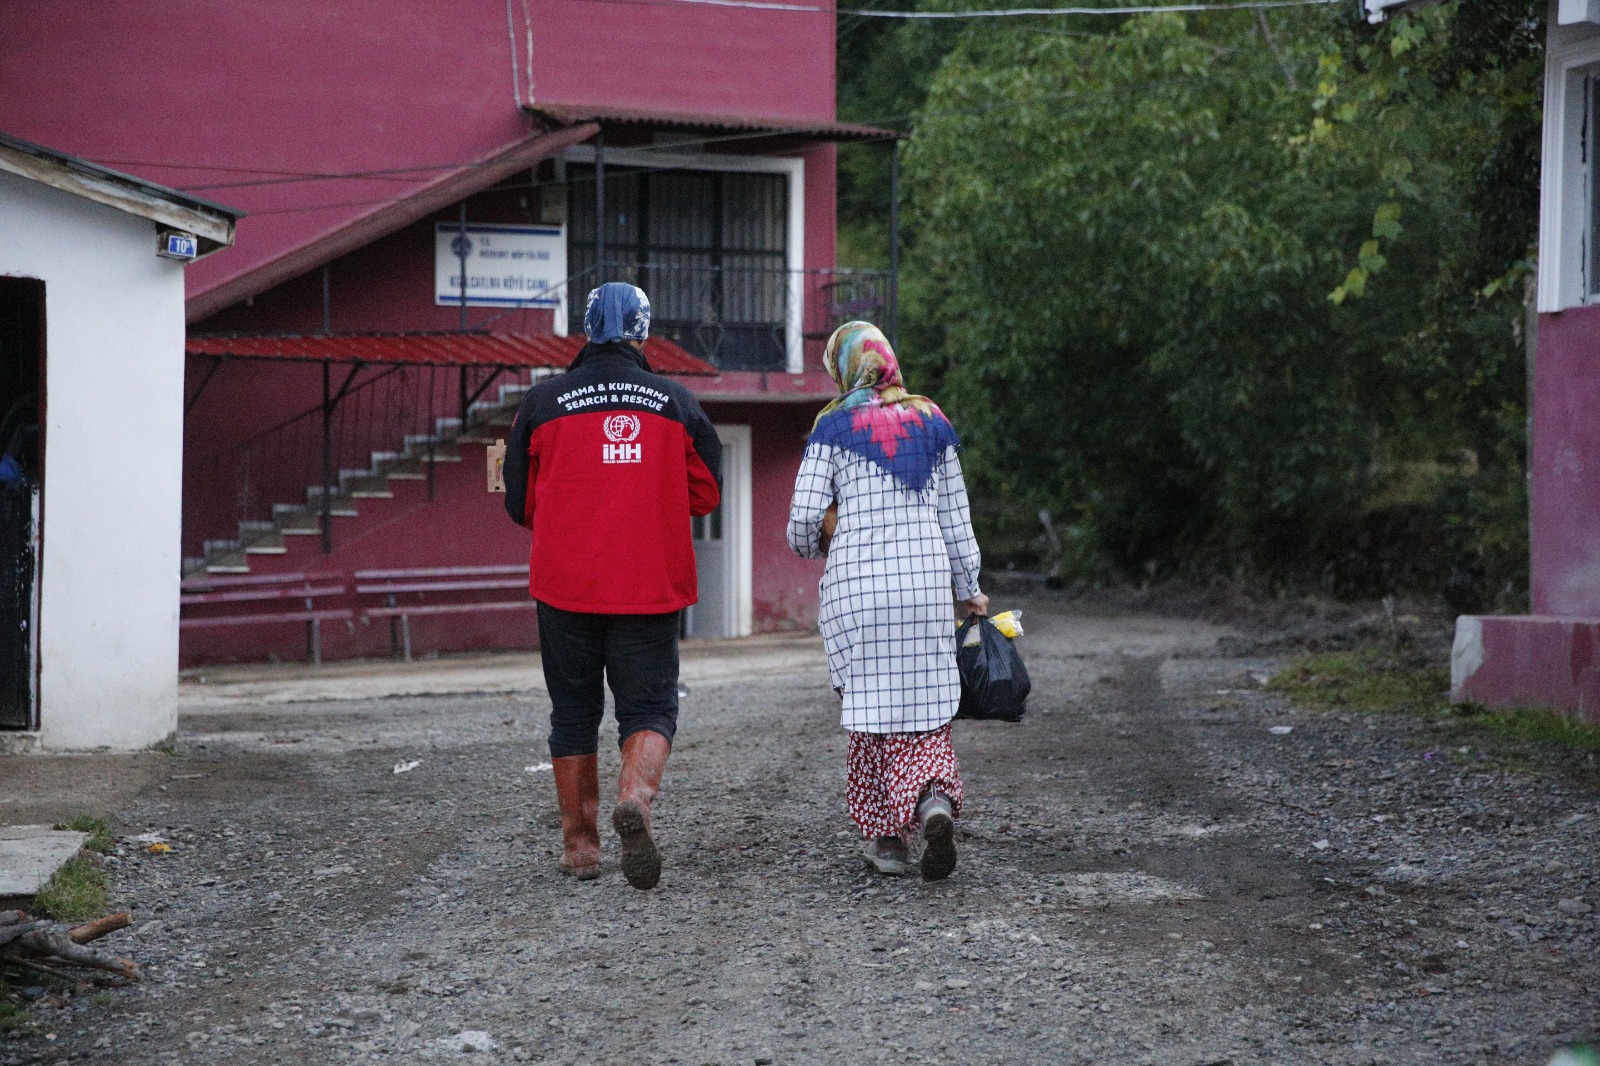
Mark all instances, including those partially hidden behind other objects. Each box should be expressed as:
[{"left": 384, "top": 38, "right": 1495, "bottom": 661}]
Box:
[
  {"left": 502, "top": 395, "right": 539, "bottom": 528},
  {"left": 936, "top": 446, "right": 982, "bottom": 599},
  {"left": 683, "top": 394, "right": 722, "bottom": 518},
  {"left": 787, "top": 443, "right": 833, "bottom": 559}
]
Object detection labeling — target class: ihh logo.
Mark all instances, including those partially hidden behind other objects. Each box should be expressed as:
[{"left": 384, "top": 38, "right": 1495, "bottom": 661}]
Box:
[
  {"left": 603, "top": 443, "right": 642, "bottom": 464},
  {"left": 602, "top": 413, "right": 642, "bottom": 463}
]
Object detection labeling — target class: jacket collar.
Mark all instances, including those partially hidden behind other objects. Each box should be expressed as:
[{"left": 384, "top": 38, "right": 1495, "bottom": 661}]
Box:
[{"left": 569, "top": 340, "right": 652, "bottom": 374}]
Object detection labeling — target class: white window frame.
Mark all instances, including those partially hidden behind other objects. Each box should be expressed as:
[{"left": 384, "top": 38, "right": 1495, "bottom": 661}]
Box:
[
  {"left": 564, "top": 145, "right": 806, "bottom": 373},
  {"left": 718, "top": 424, "right": 753, "bottom": 638},
  {"left": 682, "top": 423, "right": 753, "bottom": 639},
  {"left": 1539, "top": 28, "right": 1600, "bottom": 311}
]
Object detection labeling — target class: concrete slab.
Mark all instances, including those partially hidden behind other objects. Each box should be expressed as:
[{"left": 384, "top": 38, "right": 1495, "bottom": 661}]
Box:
[
  {"left": 0, "top": 825, "right": 90, "bottom": 896},
  {"left": 178, "top": 633, "right": 828, "bottom": 710}
]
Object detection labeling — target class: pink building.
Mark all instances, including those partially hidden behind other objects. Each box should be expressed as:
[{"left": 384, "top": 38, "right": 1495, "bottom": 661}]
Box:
[
  {"left": 0, "top": 1, "right": 894, "bottom": 663},
  {"left": 1370, "top": 0, "right": 1600, "bottom": 721}
]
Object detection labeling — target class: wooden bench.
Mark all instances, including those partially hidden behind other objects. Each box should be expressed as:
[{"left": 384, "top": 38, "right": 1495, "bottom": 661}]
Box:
[
  {"left": 354, "top": 564, "right": 533, "bottom": 661},
  {"left": 180, "top": 571, "right": 352, "bottom": 665}
]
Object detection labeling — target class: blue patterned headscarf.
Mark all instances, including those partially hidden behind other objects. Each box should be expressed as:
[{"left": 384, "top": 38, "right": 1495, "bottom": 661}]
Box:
[{"left": 583, "top": 283, "right": 651, "bottom": 344}]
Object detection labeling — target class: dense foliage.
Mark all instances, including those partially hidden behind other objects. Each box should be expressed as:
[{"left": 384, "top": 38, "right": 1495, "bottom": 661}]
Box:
[{"left": 839, "top": 2, "right": 1542, "bottom": 604}]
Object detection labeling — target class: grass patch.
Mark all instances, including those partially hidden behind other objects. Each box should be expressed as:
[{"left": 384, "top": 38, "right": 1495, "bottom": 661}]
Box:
[
  {"left": 1463, "top": 705, "right": 1600, "bottom": 753},
  {"left": 1270, "top": 645, "right": 1600, "bottom": 764},
  {"left": 1268, "top": 646, "right": 1449, "bottom": 715},
  {"left": 0, "top": 994, "right": 31, "bottom": 1035},
  {"left": 30, "top": 855, "right": 109, "bottom": 923},
  {"left": 51, "top": 815, "right": 115, "bottom": 854}
]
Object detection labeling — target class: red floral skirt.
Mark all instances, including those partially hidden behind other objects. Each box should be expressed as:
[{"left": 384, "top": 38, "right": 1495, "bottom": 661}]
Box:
[{"left": 845, "top": 723, "right": 963, "bottom": 840}]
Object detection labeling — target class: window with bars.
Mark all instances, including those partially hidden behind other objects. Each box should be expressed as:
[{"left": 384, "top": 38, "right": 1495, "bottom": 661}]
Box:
[{"left": 568, "top": 164, "right": 789, "bottom": 370}]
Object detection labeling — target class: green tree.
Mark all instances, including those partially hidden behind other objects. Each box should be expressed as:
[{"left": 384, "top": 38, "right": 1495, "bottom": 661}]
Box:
[
  {"left": 836, "top": 9, "right": 961, "bottom": 266},
  {"left": 896, "top": 2, "right": 1539, "bottom": 596}
]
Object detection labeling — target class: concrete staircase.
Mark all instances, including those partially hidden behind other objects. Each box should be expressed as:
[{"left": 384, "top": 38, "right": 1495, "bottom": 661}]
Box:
[{"left": 182, "top": 373, "right": 542, "bottom": 577}]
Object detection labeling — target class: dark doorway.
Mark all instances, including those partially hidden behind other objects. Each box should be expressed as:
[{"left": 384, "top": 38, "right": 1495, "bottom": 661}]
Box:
[{"left": 0, "top": 277, "right": 43, "bottom": 730}]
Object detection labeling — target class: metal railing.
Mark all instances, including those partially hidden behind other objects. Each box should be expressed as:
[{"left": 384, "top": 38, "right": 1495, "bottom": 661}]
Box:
[
  {"left": 187, "top": 361, "right": 510, "bottom": 559},
  {"left": 567, "top": 262, "right": 893, "bottom": 371},
  {"left": 183, "top": 265, "right": 892, "bottom": 561}
]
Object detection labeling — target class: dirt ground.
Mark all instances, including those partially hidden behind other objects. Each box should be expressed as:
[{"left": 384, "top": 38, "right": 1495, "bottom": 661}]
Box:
[{"left": 3, "top": 591, "right": 1597, "bottom": 1065}]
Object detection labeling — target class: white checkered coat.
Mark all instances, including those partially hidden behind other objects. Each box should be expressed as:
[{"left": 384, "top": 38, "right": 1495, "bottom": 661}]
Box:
[{"left": 788, "top": 443, "right": 982, "bottom": 733}]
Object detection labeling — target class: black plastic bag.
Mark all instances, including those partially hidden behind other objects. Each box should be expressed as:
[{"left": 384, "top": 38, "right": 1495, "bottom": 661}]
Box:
[{"left": 954, "top": 616, "right": 1031, "bottom": 722}]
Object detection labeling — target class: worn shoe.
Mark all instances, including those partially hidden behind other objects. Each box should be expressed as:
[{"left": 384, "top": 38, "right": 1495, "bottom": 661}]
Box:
[
  {"left": 552, "top": 754, "right": 601, "bottom": 881},
  {"left": 917, "top": 790, "right": 957, "bottom": 882},
  {"left": 613, "top": 730, "right": 671, "bottom": 890},
  {"left": 864, "top": 836, "right": 910, "bottom": 876}
]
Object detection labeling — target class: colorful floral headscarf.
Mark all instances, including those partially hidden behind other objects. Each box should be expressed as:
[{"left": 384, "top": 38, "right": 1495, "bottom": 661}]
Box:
[
  {"left": 808, "top": 321, "right": 956, "bottom": 492},
  {"left": 815, "top": 321, "right": 934, "bottom": 424}
]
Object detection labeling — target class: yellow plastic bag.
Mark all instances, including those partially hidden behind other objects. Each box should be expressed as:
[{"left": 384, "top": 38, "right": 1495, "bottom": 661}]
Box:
[
  {"left": 990, "top": 610, "right": 1024, "bottom": 639},
  {"left": 959, "top": 609, "right": 1023, "bottom": 646}
]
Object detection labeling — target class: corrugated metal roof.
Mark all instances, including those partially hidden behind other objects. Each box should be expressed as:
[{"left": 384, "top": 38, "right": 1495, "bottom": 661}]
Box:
[
  {"left": 186, "top": 332, "right": 718, "bottom": 375},
  {"left": 529, "top": 104, "right": 899, "bottom": 143},
  {"left": 184, "top": 126, "right": 597, "bottom": 323}
]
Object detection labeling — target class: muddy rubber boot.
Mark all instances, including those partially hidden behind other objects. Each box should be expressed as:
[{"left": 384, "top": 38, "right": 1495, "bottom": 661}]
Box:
[
  {"left": 552, "top": 754, "right": 601, "bottom": 881},
  {"left": 612, "top": 730, "right": 671, "bottom": 890},
  {"left": 917, "top": 789, "right": 957, "bottom": 882}
]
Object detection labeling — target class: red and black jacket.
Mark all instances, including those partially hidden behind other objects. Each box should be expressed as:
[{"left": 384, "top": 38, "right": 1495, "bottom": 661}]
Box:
[{"left": 504, "top": 341, "right": 722, "bottom": 614}]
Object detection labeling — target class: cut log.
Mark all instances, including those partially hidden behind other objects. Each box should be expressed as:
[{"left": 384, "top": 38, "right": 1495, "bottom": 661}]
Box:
[
  {"left": 8, "top": 929, "right": 139, "bottom": 980},
  {"left": 0, "top": 919, "right": 49, "bottom": 946},
  {"left": 0, "top": 910, "right": 139, "bottom": 981},
  {"left": 69, "top": 911, "right": 131, "bottom": 945}
]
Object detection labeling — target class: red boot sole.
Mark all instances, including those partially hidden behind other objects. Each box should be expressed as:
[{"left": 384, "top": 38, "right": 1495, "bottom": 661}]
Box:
[{"left": 613, "top": 801, "right": 661, "bottom": 890}]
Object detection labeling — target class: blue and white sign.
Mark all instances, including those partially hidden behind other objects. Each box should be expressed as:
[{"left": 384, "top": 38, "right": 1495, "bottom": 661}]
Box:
[
  {"left": 158, "top": 231, "right": 199, "bottom": 261},
  {"left": 435, "top": 223, "right": 567, "bottom": 320}
]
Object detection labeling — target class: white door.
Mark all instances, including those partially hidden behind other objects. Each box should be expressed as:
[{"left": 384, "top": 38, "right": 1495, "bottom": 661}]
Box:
[{"left": 687, "top": 424, "right": 751, "bottom": 638}]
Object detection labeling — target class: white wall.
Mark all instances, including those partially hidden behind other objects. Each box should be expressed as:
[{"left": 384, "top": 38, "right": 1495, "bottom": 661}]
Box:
[{"left": 0, "top": 169, "right": 187, "bottom": 750}]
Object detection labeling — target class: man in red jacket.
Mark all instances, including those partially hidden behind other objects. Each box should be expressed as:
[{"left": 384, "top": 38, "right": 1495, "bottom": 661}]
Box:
[{"left": 504, "top": 282, "right": 721, "bottom": 890}]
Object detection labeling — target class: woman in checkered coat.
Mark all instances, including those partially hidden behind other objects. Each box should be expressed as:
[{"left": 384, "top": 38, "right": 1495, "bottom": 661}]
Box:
[{"left": 787, "top": 322, "right": 987, "bottom": 880}]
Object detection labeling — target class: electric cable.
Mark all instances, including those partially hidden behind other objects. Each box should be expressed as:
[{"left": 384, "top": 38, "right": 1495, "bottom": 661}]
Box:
[
  {"left": 94, "top": 0, "right": 1334, "bottom": 191},
  {"left": 196, "top": 61, "right": 1259, "bottom": 206},
  {"left": 507, "top": 0, "right": 1339, "bottom": 16}
]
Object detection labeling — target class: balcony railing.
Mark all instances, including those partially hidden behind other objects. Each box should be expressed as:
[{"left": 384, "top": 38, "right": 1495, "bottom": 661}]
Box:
[{"left": 582, "top": 263, "right": 893, "bottom": 372}]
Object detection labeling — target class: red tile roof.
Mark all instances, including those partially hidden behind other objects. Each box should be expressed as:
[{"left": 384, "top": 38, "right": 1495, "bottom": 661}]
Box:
[{"left": 186, "top": 332, "right": 718, "bottom": 375}]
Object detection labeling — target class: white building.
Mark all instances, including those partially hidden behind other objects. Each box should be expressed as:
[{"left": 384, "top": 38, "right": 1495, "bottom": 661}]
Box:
[{"left": 0, "top": 133, "right": 237, "bottom": 751}]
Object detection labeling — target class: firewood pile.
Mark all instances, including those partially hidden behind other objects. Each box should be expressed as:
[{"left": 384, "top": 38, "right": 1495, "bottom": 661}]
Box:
[{"left": 0, "top": 910, "right": 138, "bottom": 985}]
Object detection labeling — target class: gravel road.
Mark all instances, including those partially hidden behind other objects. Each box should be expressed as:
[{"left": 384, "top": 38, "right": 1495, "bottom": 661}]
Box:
[{"left": 4, "top": 594, "right": 1597, "bottom": 1065}]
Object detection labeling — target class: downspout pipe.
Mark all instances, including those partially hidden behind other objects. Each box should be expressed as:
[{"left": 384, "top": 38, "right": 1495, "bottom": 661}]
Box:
[
  {"left": 595, "top": 127, "right": 607, "bottom": 282},
  {"left": 888, "top": 139, "right": 901, "bottom": 351}
]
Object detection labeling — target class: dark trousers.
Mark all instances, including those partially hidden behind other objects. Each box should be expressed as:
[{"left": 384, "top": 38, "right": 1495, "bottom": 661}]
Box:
[{"left": 537, "top": 601, "right": 681, "bottom": 758}]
